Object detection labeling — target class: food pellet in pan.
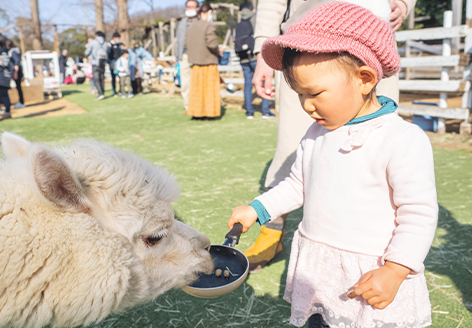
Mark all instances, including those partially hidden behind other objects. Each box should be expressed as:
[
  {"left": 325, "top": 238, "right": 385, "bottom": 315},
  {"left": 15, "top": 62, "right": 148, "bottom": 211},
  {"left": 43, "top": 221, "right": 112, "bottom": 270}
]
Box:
[
  {"left": 215, "top": 269, "right": 222, "bottom": 277},
  {"left": 224, "top": 270, "right": 230, "bottom": 278}
]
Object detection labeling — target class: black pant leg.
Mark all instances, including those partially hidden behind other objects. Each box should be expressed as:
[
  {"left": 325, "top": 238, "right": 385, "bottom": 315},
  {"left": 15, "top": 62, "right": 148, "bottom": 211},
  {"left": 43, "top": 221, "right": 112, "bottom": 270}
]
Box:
[
  {"left": 0, "top": 87, "right": 11, "bottom": 112},
  {"left": 15, "top": 70, "right": 24, "bottom": 104}
]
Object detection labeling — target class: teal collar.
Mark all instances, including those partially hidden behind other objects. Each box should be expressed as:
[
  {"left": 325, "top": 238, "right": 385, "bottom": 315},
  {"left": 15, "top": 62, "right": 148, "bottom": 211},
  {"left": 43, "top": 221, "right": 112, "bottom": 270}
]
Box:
[{"left": 345, "top": 96, "right": 397, "bottom": 126}]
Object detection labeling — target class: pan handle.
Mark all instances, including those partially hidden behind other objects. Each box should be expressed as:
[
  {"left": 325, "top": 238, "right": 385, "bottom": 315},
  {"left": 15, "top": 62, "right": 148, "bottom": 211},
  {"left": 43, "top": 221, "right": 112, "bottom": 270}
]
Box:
[{"left": 223, "top": 223, "right": 243, "bottom": 247}]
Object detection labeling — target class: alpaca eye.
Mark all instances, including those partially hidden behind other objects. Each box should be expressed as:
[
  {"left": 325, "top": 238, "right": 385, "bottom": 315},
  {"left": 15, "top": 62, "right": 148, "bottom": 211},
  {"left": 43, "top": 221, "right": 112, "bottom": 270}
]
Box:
[{"left": 144, "top": 235, "right": 163, "bottom": 247}]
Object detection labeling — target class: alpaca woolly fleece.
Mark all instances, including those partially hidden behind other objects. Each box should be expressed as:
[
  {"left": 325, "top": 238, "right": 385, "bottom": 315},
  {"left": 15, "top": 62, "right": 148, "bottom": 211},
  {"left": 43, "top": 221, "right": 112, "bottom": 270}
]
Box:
[{"left": 0, "top": 132, "right": 214, "bottom": 328}]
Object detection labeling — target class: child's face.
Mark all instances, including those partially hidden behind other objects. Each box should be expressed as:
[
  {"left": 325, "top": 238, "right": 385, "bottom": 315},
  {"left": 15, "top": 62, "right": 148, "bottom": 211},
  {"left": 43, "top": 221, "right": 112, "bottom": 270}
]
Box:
[
  {"left": 291, "top": 53, "right": 374, "bottom": 130},
  {"left": 123, "top": 53, "right": 128, "bottom": 58}
]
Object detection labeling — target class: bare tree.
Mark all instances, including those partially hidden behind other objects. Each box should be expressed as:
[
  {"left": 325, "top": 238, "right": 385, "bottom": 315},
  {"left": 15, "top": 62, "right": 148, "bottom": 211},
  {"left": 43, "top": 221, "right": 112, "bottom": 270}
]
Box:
[
  {"left": 95, "top": 0, "right": 105, "bottom": 32},
  {"left": 116, "top": 0, "right": 129, "bottom": 46},
  {"left": 29, "top": 0, "right": 43, "bottom": 50}
]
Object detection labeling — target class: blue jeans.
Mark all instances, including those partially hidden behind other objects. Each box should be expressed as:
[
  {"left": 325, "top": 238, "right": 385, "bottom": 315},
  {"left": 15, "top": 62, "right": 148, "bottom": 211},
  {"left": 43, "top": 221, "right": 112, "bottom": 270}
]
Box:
[{"left": 241, "top": 61, "right": 271, "bottom": 116}]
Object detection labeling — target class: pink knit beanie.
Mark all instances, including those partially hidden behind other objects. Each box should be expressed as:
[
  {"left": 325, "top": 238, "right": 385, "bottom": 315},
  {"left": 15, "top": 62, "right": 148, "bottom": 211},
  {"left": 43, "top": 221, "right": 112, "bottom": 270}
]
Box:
[{"left": 261, "top": 2, "right": 400, "bottom": 80}]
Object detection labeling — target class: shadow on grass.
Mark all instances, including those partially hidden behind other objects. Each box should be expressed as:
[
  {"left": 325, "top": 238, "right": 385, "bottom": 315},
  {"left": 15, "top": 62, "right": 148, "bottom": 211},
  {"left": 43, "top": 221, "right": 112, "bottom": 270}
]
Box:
[
  {"left": 16, "top": 107, "right": 65, "bottom": 119},
  {"left": 62, "top": 89, "right": 83, "bottom": 96},
  {"left": 82, "top": 281, "right": 292, "bottom": 328},
  {"left": 426, "top": 204, "right": 472, "bottom": 312}
]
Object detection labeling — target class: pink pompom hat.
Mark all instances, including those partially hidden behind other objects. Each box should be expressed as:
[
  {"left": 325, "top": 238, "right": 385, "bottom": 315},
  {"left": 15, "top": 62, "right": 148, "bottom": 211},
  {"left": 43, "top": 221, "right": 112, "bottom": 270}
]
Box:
[{"left": 261, "top": 2, "right": 401, "bottom": 80}]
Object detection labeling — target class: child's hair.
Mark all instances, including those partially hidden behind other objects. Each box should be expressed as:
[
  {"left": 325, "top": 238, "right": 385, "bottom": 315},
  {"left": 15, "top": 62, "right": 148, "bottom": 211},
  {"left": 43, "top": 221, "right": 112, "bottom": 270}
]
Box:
[
  {"left": 281, "top": 49, "right": 376, "bottom": 102},
  {"left": 122, "top": 49, "right": 128, "bottom": 54}
]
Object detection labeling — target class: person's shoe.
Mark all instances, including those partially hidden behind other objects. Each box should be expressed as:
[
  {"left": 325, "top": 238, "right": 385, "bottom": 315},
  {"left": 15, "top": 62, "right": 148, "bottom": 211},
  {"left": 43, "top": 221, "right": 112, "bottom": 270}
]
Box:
[
  {"left": 91, "top": 90, "right": 97, "bottom": 95},
  {"left": 1, "top": 111, "right": 12, "bottom": 120},
  {"left": 244, "top": 225, "right": 285, "bottom": 273},
  {"left": 246, "top": 115, "right": 254, "bottom": 120},
  {"left": 95, "top": 95, "right": 105, "bottom": 101},
  {"left": 122, "top": 94, "right": 127, "bottom": 99},
  {"left": 14, "top": 102, "right": 26, "bottom": 109},
  {"left": 113, "top": 93, "right": 118, "bottom": 98},
  {"left": 262, "top": 112, "right": 276, "bottom": 119},
  {"left": 128, "top": 93, "right": 134, "bottom": 98}
]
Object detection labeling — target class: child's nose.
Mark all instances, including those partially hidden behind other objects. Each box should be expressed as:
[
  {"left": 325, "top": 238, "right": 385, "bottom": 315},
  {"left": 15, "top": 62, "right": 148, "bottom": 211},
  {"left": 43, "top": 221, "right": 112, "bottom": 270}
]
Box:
[{"left": 303, "top": 99, "right": 315, "bottom": 113}]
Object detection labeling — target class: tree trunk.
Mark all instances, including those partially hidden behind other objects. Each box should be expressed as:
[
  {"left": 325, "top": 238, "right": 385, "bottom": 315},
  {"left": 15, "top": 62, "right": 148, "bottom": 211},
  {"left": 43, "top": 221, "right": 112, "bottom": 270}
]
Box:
[
  {"left": 116, "top": 0, "right": 130, "bottom": 47},
  {"left": 95, "top": 0, "right": 105, "bottom": 33},
  {"left": 30, "top": 0, "right": 43, "bottom": 50}
]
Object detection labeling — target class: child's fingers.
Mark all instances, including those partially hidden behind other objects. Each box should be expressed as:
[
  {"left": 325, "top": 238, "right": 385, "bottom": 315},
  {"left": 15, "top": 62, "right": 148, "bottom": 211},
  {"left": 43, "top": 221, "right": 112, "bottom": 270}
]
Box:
[
  {"left": 347, "top": 272, "right": 372, "bottom": 299},
  {"left": 373, "top": 300, "right": 390, "bottom": 310},
  {"left": 364, "top": 296, "right": 383, "bottom": 307}
]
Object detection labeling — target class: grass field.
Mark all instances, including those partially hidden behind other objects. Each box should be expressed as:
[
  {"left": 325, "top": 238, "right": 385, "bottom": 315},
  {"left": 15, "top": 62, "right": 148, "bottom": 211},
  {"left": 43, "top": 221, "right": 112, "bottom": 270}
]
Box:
[{"left": 2, "top": 84, "right": 471, "bottom": 328}]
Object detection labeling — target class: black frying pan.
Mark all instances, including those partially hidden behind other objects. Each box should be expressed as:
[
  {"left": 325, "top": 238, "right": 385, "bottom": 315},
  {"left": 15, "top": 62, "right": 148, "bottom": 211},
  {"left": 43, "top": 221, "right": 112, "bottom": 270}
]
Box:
[{"left": 182, "top": 223, "right": 249, "bottom": 298}]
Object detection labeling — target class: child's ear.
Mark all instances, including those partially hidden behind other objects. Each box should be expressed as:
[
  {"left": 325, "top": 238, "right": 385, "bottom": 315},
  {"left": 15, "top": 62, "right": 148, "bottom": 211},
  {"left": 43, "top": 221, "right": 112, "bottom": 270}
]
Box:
[{"left": 356, "top": 66, "right": 378, "bottom": 96}]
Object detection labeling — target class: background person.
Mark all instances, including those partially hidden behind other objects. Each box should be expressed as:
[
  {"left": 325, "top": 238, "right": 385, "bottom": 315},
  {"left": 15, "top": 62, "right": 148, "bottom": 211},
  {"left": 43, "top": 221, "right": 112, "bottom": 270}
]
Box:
[
  {"left": 185, "top": 3, "right": 223, "bottom": 120},
  {"left": 5, "top": 39, "right": 25, "bottom": 109},
  {"left": 244, "top": 0, "right": 417, "bottom": 273},
  {"left": 85, "top": 31, "right": 108, "bottom": 101},
  {"left": 175, "top": 0, "right": 199, "bottom": 113},
  {"left": 59, "top": 49, "right": 67, "bottom": 83},
  {"left": 107, "top": 32, "right": 123, "bottom": 97},
  {"left": 0, "top": 36, "right": 12, "bottom": 120},
  {"left": 128, "top": 40, "right": 153, "bottom": 95},
  {"left": 115, "top": 49, "right": 132, "bottom": 98},
  {"left": 235, "top": 1, "right": 274, "bottom": 120}
]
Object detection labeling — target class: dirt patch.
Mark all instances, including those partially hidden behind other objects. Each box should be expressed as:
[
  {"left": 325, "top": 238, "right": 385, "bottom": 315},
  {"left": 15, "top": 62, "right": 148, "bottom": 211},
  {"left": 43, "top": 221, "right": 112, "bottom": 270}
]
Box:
[{"left": 8, "top": 98, "right": 87, "bottom": 120}]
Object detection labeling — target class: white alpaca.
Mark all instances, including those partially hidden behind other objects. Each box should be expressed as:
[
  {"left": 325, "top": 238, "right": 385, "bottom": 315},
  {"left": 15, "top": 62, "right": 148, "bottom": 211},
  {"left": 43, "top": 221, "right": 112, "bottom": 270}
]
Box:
[{"left": 0, "top": 132, "right": 214, "bottom": 328}]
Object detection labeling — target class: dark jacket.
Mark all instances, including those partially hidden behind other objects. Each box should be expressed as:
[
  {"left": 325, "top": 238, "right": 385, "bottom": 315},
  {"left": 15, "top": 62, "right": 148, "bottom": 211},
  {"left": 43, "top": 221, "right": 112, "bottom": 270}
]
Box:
[
  {"left": 107, "top": 40, "right": 122, "bottom": 63},
  {"left": 0, "top": 46, "right": 12, "bottom": 88},
  {"left": 238, "top": 8, "right": 257, "bottom": 64},
  {"left": 8, "top": 47, "right": 22, "bottom": 72},
  {"left": 59, "top": 54, "right": 67, "bottom": 73}
]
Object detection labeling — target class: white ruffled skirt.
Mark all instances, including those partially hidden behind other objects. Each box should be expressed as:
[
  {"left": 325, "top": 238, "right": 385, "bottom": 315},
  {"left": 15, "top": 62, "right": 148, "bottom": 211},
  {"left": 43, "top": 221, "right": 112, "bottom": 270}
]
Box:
[{"left": 284, "top": 230, "right": 432, "bottom": 328}]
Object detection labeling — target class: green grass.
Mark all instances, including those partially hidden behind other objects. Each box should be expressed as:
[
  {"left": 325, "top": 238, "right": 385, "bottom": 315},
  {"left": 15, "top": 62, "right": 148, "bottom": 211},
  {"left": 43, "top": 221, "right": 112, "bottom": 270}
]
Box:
[{"left": 2, "top": 84, "right": 472, "bottom": 327}]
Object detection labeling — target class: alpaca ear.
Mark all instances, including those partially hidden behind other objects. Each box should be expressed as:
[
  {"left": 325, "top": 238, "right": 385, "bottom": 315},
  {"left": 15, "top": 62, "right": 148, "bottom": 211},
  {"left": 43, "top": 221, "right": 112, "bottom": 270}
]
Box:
[
  {"left": 30, "top": 144, "right": 91, "bottom": 214},
  {"left": 1, "top": 132, "right": 32, "bottom": 159}
]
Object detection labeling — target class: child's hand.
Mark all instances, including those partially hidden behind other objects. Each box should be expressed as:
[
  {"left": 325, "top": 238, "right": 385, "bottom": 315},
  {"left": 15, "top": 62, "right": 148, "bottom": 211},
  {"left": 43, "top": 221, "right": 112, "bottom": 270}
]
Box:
[
  {"left": 346, "top": 261, "right": 410, "bottom": 309},
  {"left": 227, "top": 205, "right": 258, "bottom": 233}
]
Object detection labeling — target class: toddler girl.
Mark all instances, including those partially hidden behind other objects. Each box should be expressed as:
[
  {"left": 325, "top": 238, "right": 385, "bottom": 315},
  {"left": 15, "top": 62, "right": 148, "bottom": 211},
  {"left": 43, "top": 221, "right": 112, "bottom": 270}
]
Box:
[{"left": 227, "top": 2, "right": 438, "bottom": 328}]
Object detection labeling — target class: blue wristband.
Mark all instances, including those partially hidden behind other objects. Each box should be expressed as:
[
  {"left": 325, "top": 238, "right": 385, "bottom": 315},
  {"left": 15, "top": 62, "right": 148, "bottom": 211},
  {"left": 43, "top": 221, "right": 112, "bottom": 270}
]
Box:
[{"left": 250, "top": 200, "right": 271, "bottom": 226}]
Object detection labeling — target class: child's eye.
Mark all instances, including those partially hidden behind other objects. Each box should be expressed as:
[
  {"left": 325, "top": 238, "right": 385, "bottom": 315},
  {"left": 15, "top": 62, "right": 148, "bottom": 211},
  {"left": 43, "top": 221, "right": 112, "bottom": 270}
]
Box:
[{"left": 312, "top": 92, "right": 321, "bottom": 97}]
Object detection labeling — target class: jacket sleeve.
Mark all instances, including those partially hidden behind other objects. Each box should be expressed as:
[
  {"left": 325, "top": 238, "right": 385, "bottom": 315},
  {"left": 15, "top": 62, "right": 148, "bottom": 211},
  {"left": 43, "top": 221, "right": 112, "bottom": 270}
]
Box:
[
  {"left": 382, "top": 125, "right": 438, "bottom": 276},
  {"left": 175, "top": 19, "right": 186, "bottom": 62},
  {"left": 255, "top": 136, "right": 306, "bottom": 219},
  {"left": 253, "top": 0, "right": 288, "bottom": 54},
  {"left": 138, "top": 48, "right": 153, "bottom": 61},
  {"left": 84, "top": 43, "right": 92, "bottom": 57},
  {"left": 11, "top": 51, "right": 21, "bottom": 67},
  {"left": 205, "top": 23, "right": 219, "bottom": 55}
]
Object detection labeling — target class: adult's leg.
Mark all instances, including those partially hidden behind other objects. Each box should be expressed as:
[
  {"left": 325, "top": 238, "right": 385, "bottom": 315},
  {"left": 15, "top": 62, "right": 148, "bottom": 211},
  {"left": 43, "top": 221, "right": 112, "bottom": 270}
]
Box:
[
  {"left": 244, "top": 76, "right": 312, "bottom": 272},
  {"left": 110, "top": 63, "right": 117, "bottom": 95},
  {"left": 376, "top": 73, "right": 399, "bottom": 103},
  {"left": 0, "top": 87, "right": 11, "bottom": 113},
  {"left": 15, "top": 70, "right": 24, "bottom": 104},
  {"left": 99, "top": 65, "right": 105, "bottom": 96},
  {"left": 136, "top": 78, "right": 143, "bottom": 94},
  {"left": 241, "top": 62, "right": 255, "bottom": 116},
  {"left": 180, "top": 53, "right": 191, "bottom": 111},
  {"left": 130, "top": 66, "right": 138, "bottom": 94},
  {"left": 92, "top": 66, "right": 103, "bottom": 96},
  {"left": 249, "top": 60, "right": 272, "bottom": 115}
]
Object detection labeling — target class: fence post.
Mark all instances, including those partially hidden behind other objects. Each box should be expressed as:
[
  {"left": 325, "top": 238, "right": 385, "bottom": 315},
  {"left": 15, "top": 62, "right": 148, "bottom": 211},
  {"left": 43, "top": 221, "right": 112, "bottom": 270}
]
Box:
[
  {"left": 437, "top": 11, "right": 453, "bottom": 133},
  {"left": 439, "top": 11, "right": 452, "bottom": 109},
  {"left": 461, "top": 0, "right": 472, "bottom": 134}
]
